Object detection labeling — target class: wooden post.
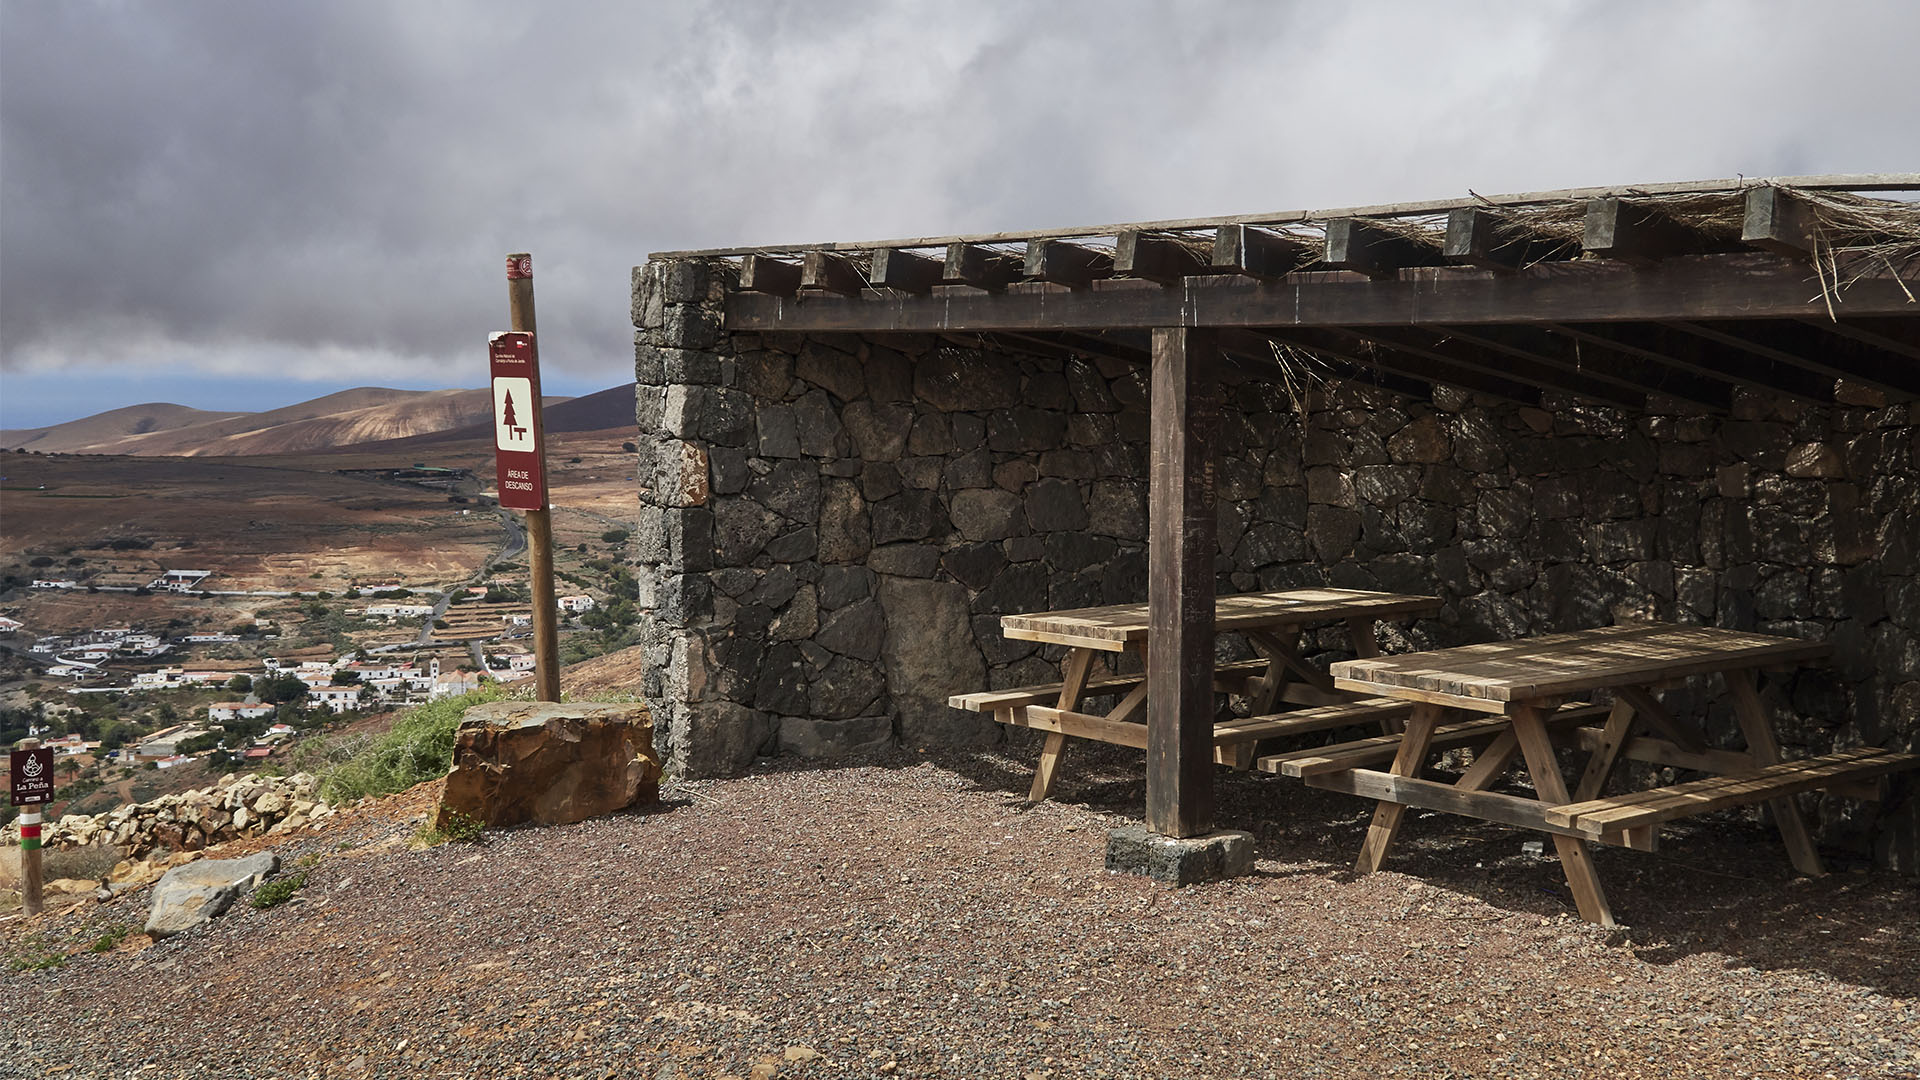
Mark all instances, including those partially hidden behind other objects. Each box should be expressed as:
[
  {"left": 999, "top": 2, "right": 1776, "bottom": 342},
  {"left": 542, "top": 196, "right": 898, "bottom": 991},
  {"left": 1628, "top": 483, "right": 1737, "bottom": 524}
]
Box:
[
  {"left": 18, "top": 737, "right": 43, "bottom": 916},
  {"left": 1145, "top": 327, "right": 1220, "bottom": 838},
  {"left": 506, "top": 254, "right": 562, "bottom": 703}
]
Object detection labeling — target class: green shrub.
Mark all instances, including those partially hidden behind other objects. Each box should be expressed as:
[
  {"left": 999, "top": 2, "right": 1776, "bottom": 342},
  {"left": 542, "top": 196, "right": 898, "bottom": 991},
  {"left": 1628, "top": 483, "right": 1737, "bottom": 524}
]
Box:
[
  {"left": 89, "top": 924, "right": 133, "bottom": 953},
  {"left": 250, "top": 871, "right": 308, "bottom": 909},
  {"left": 319, "top": 687, "right": 509, "bottom": 804},
  {"left": 8, "top": 936, "right": 66, "bottom": 972},
  {"left": 415, "top": 809, "right": 484, "bottom": 847}
]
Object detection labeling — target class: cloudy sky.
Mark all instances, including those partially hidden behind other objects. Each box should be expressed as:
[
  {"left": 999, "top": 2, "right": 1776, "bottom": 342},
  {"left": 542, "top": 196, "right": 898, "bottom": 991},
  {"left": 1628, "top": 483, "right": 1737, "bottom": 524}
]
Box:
[{"left": 2, "top": 0, "right": 1915, "bottom": 428}]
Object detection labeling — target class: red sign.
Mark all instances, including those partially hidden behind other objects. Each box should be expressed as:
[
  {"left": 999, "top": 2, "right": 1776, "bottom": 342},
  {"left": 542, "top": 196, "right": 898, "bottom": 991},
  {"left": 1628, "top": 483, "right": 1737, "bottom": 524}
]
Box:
[
  {"left": 10, "top": 747, "right": 54, "bottom": 806},
  {"left": 506, "top": 254, "right": 532, "bottom": 280},
  {"left": 490, "top": 332, "right": 547, "bottom": 511}
]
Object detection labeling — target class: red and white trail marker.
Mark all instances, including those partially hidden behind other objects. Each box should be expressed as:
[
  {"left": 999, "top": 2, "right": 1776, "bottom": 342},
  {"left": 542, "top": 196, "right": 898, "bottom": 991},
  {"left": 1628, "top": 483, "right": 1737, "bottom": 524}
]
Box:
[{"left": 489, "top": 331, "right": 547, "bottom": 511}]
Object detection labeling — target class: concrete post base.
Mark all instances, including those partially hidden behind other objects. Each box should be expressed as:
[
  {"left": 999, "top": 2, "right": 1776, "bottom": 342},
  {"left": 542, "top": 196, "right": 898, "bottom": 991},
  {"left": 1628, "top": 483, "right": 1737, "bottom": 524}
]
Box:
[{"left": 1105, "top": 825, "right": 1255, "bottom": 885}]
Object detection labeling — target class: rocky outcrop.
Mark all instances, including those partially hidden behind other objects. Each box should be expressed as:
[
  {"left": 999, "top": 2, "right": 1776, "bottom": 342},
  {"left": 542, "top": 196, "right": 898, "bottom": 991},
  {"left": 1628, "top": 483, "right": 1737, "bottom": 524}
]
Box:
[
  {"left": 4, "top": 773, "right": 333, "bottom": 858},
  {"left": 144, "top": 853, "right": 279, "bottom": 939},
  {"left": 436, "top": 701, "right": 661, "bottom": 830}
]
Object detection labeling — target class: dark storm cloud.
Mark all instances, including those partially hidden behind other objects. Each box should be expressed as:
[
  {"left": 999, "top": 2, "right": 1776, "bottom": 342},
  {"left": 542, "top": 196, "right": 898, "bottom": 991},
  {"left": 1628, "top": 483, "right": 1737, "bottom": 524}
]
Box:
[{"left": 2, "top": 0, "right": 1916, "bottom": 392}]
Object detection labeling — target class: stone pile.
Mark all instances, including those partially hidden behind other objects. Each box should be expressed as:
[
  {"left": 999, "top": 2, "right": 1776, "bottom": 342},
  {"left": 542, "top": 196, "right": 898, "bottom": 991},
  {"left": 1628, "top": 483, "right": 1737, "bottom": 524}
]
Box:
[{"left": 6, "top": 773, "right": 334, "bottom": 858}]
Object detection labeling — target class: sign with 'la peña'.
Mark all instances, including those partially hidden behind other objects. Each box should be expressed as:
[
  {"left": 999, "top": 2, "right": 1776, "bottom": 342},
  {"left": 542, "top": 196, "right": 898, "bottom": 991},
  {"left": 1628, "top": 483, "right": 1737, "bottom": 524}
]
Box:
[{"left": 11, "top": 747, "right": 53, "bottom": 805}]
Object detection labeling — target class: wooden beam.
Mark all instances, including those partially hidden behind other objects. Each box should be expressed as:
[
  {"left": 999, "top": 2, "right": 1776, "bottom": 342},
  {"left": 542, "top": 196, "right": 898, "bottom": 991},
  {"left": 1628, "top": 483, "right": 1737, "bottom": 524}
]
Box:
[
  {"left": 1115, "top": 230, "right": 1209, "bottom": 284},
  {"left": 1325, "top": 218, "right": 1445, "bottom": 278},
  {"left": 1213, "top": 224, "right": 1310, "bottom": 280},
  {"left": 992, "top": 330, "right": 1149, "bottom": 366},
  {"left": 1435, "top": 323, "right": 1733, "bottom": 410},
  {"left": 1664, "top": 318, "right": 1920, "bottom": 398},
  {"left": 1258, "top": 327, "right": 1542, "bottom": 407},
  {"left": 1802, "top": 317, "right": 1920, "bottom": 363},
  {"left": 1216, "top": 328, "right": 1432, "bottom": 400},
  {"left": 800, "top": 250, "right": 865, "bottom": 296},
  {"left": 1345, "top": 325, "right": 1647, "bottom": 409},
  {"left": 1026, "top": 239, "right": 1112, "bottom": 289},
  {"left": 1443, "top": 207, "right": 1570, "bottom": 271},
  {"left": 725, "top": 251, "right": 1918, "bottom": 334},
  {"left": 943, "top": 242, "right": 1019, "bottom": 291},
  {"left": 1543, "top": 321, "right": 1837, "bottom": 402},
  {"left": 869, "top": 248, "right": 944, "bottom": 294},
  {"left": 1583, "top": 198, "right": 1716, "bottom": 263},
  {"left": 739, "top": 254, "right": 800, "bottom": 297},
  {"left": 1742, "top": 187, "right": 1816, "bottom": 257},
  {"left": 1146, "top": 327, "right": 1220, "bottom": 838},
  {"left": 660, "top": 174, "right": 1920, "bottom": 259}
]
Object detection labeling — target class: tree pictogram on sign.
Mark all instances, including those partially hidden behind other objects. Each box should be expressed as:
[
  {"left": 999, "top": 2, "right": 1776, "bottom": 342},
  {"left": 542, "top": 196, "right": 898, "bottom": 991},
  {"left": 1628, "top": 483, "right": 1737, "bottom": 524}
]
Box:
[{"left": 501, "top": 389, "right": 526, "bottom": 441}]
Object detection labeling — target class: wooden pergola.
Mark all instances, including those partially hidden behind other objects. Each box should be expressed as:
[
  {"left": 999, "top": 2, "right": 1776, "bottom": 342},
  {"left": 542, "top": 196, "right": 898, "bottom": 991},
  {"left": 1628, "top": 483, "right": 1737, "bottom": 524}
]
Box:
[{"left": 653, "top": 174, "right": 1920, "bottom": 839}]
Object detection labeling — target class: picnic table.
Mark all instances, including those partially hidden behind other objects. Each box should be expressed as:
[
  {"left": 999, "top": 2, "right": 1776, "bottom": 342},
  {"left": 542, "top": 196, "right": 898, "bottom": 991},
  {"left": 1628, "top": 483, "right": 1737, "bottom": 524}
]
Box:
[
  {"left": 1266, "top": 622, "right": 1920, "bottom": 926},
  {"left": 948, "top": 587, "right": 1441, "bottom": 801}
]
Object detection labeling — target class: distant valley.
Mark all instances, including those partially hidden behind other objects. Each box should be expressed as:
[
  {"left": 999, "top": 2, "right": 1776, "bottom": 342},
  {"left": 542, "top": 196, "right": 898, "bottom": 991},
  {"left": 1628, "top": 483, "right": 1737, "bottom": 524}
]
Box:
[{"left": 1, "top": 383, "right": 638, "bottom": 457}]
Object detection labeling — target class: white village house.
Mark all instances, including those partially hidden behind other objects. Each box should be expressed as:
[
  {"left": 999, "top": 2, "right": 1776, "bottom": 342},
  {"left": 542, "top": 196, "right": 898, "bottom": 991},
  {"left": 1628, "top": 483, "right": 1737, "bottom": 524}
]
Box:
[{"left": 208, "top": 702, "right": 276, "bottom": 723}]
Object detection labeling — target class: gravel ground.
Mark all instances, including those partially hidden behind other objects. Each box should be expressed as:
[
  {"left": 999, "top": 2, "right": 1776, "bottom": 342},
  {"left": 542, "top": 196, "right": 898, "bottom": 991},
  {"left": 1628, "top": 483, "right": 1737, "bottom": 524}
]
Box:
[{"left": 4, "top": 742, "right": 1917, "bottom": 1080}]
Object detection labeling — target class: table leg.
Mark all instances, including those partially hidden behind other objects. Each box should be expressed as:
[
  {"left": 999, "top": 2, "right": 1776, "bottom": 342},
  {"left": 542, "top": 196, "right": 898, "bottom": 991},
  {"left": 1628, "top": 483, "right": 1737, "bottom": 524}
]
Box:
[
  {"left": 1029, "top": 647, "right": 1098, "bottom": 804},
  {"left": 1573, "top": 698, "right": 1639, "bottom": 801},
  {"left": 1246, "top": 624, "right": 1298, "bottom": 715},
  {"left": 1456, "top": 729, "right": 1520, "bottom": 792},
  {"left": 1512, "top": 705, "right": 1616, "bottom": 927},
  {"left": 1355, "top": 702, "right": 1442, "bottom": 873},
  {"left": 1728, "top": 670, "right": 1825, "bottom": 877},
  {"left": 1615, "top": 685, "right": 1707, "bottom": 755},
  {"left": 1346, "top": 616, "right": 1381, "bottom": 659}
]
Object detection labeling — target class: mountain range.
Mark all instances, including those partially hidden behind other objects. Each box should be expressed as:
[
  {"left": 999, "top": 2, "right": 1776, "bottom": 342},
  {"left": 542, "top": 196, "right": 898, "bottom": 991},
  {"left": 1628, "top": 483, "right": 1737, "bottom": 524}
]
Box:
[{"left": 0, "top": 384, "right": 637, "bottom": 456}]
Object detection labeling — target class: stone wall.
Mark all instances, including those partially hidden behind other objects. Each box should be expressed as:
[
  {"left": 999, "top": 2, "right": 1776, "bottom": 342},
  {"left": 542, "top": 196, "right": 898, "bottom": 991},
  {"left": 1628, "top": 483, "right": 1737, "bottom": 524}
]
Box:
[{"left": 632, "top": 257, "right": 1918, "bottom": 869}]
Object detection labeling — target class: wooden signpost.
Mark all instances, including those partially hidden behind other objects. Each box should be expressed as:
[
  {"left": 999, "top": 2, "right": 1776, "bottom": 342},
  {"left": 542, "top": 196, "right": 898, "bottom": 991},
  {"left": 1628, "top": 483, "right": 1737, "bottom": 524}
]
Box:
[
  {"left": 12, "top": 738, "right": 51, "bottom": 915},
  {"left": 498, "top": 253, "right": 561, "bottom": 702}
]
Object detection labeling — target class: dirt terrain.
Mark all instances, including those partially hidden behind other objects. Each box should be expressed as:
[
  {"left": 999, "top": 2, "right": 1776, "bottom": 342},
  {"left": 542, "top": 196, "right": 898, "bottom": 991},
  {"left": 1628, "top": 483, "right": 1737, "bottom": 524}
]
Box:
[
  {"left": 1, "top": 425, "right": 640, "bottom": 635},
  {"left": 3, "top": 742, "right": 1916, "bottom": 1079}
]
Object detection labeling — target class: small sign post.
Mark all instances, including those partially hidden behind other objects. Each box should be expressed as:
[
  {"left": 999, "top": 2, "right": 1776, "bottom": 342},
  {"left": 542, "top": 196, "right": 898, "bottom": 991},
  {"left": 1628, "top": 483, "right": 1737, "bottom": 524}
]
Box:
[
  {"left": 499, "top": 253, "right": 562, "bottom": 701},
  {"left": 11, "top": 739, "right": 51, "bottom": 915}
]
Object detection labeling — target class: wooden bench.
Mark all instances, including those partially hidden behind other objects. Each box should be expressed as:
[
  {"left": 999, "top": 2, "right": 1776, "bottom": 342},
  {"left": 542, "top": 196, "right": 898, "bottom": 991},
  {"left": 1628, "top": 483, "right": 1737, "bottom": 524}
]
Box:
[
  {"left": 957, "top": 680, "right": 1415, "bottom": 762},
  {"left": 1258, "top": 703, "right": 1609, "bottom": 778},
  {"left": 1544, "top": 747, "right": 1920, "bottom": 838}
]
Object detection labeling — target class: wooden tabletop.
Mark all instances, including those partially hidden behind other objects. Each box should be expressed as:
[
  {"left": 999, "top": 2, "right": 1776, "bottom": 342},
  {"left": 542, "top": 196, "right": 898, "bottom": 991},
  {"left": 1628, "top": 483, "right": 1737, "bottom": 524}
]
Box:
[
  {"left": 1330, "top": 622, "right": 1831, "bottom": 713},
  {"left": 999, "top": 588, "right": 1442, "bottom": 652}
]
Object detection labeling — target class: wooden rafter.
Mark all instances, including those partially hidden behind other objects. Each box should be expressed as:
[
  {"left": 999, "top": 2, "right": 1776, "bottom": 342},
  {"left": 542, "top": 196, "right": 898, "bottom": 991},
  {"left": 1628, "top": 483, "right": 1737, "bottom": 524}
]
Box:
[
  {"left": 1256, "top": 327, "right": 1542, "bottom": 407},
  {"left": 1742, "top": 187, "right": 1816, "bottom": 258},
  {"left": 870, "top": 248, "right": 944, "bottom": 294},
  {"left": 1213, "top": 224, "right": 1311, "bottom": 280},
  {"left": 739, "top": 254, "right": 800, "bottom": 297},
  {"left": 1115, "top": 231, "right": 1209, "bottom": 284},
  {"left": 801, "top": 251, "right": 864, "bottom": 296},
  {"left": 1664, "top": 319, "right": 1920, "bottom": 398},
  {"left": 1344, "top": 326, "right": 1647, "bottom": 409},
  {"left": 1434, "top": 324, "right": 1734, "bottom": 411},
  {"left": 1443, "top": 208, "right": 1568, "bottom": 271},
  {"left": 1026, "top": 239, "right": 1112, "bottom": 288},
  {"left": 943, "top": 243, "right": 1019, "bottom": 291},
  {"left": 1542, "top": 322, "right": 1836, "bottom": 402},
  {"left": 1583, "top": 199, "right": 1728, "bottom": 263},
  {"left": 1324, "top": 219, "right": 1444, "bottom": 278}
]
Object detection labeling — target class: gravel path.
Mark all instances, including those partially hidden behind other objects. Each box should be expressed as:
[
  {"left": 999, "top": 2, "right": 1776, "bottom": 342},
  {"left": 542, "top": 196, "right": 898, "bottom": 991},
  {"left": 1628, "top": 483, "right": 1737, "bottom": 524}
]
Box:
[{"left": 5, "top": 743, "right": 1917, "bottom": 1079}]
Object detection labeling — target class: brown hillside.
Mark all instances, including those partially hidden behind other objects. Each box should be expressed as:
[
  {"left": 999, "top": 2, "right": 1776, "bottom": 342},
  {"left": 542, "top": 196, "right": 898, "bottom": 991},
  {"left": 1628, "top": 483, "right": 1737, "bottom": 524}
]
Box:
[{"left": 0, "top": 402, "right": 247, "bottom": 453}]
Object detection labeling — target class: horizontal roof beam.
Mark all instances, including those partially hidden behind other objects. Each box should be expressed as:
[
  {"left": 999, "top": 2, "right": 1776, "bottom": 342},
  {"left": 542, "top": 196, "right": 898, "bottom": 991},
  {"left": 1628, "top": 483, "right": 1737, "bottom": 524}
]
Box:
[
  {"left": 651, "top": 174, "right": 1920, "bottom": 259},
  {"left": 724, "top": 252, "right": 1919, "bottom": 335}
]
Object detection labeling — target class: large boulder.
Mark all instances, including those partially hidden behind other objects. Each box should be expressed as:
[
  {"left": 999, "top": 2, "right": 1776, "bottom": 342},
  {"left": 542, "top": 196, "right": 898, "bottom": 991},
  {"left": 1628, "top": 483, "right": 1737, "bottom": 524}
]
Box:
[
  {"left": 436, "top": 702, "right": 661, "bottom": 830},
  {"left": 144, "top": 853, "right": 278, "bottom": 939}
]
